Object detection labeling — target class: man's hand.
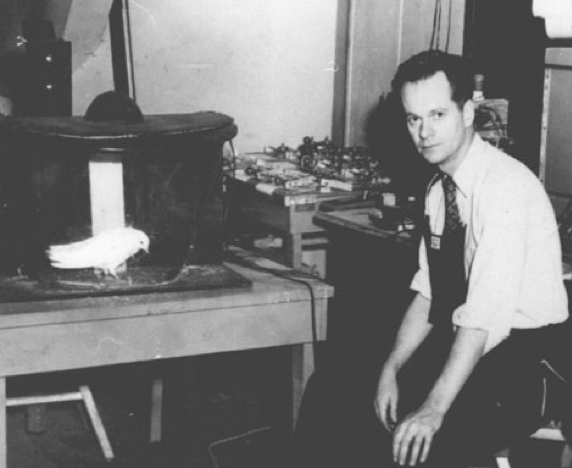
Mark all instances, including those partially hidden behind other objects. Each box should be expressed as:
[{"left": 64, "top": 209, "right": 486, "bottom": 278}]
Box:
[
  {"left": 390, "top": 326, "right": 487, "bottom": 466},
  {"left": 374, "top": 294, "right": 433, "bottom": 433},
  {"left": 392, "top": 405, "right": 445, "bottom": 466},
  {"left": 374, "top": 367, "right": 399, "bottom": 432}
]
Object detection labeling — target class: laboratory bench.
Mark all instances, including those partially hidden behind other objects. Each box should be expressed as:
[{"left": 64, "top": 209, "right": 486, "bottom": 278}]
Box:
[{"left": 0, "top": 247, "right": 332, "bottom": 468}]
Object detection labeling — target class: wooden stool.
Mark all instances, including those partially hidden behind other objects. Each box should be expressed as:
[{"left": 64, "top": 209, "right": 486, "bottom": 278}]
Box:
[
  {"left": 7, "top": 385, "right": 114, "bottom": 461},
  {"left": 495, "top": 423, "right": 572, "bottom": 468}
]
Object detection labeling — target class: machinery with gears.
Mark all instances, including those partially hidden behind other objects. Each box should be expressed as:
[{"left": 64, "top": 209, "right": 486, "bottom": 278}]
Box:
[{"left": 236, "top": 135, "right": 388, "bottom": 192}]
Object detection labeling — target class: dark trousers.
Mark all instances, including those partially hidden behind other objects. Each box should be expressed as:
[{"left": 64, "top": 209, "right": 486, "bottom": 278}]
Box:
[{"left": 294, "top": 324, "right": 564, "bottom": 468}]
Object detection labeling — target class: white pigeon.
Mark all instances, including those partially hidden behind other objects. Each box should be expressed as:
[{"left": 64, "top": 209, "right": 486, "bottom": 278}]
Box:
[{"left": 47, "top": 227, "right": 150, "bottom": 278}]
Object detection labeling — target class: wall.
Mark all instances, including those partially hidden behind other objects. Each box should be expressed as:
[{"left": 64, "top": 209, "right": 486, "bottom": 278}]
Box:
[
  {"left": 541, "top": 48, "right": 572, "bottom": 202},
  {"left": 464, "top": 0, "right": 547, "bottom": 173},
  {"left": 63, "top": 0, "right": 114, "bottom": 111},
  {"left": 0, "top": 0, "right": 72, "bottom": 53},
  {"left": 23, "top": 0, "right": 464, "bottom": 152},
  {"left": 0, "top": 0, "right": 73, "bottom": 98},
  {"left": 342, "top": 0, "right": 465, "bottom": 146},
  {"left": 69, "top": 0, "right": 338, "bottom": 154}
]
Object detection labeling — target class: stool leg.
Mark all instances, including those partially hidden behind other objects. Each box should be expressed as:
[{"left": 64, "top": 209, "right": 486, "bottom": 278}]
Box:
[
  {"left": 0, "top": 378, "right": 6, "bottom": 468},
  {"left": 79, "top": 386, "right": 114, "bottom": 460},
  {"left": 495, "top": 448, "right": 511, "bottom": 468},
  {"left": 561, "top": 443, "right": 572, "bottom": 468}
]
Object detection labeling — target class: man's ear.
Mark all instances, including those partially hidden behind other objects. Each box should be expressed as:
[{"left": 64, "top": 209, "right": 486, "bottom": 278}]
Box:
[{"left": 463, "top": 99, "right": 475, "bottom": 128}]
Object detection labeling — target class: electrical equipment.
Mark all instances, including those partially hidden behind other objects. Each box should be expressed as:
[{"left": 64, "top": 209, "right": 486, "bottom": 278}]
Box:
[
  {"left": 229, "top": 136, "right": 390, "bottom": 198},
  {"left": 17, "top": 20, "right": 72, "bottom": 117}
]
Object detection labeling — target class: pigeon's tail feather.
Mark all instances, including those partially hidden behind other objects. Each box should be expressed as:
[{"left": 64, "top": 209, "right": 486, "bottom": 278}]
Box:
[
  {"left": 47, "top": 237, "right": 98, "bottom": 255},
  {"left": 47, "top": 249, "right": 104, "bottom": 269},
  {"left": 46, "top": 227, "right": 149, "bottom": 275}
]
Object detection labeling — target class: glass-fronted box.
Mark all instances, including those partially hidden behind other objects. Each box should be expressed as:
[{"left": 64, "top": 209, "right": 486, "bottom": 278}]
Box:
[{"left": 0, "top": 94, "right": 249, "bottom": 301}]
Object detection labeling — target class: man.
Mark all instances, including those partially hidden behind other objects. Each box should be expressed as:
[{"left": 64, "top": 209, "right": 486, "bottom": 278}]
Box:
[{"left": 374, "top": 50, "right": 569, "bottom": 467}]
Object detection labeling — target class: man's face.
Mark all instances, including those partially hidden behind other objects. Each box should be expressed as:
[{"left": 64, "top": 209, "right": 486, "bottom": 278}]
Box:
[{"left": 401, "top": 71, "right": 474, "bottom": 174}]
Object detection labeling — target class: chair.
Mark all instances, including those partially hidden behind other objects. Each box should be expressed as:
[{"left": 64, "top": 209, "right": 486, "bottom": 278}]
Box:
[
  {"left": 8, "top": 385, "right": 114, "bottom": 461},
  {"left": 495, "top": 359, "right": 572, "bottom": 468},
  {"left": 495, "top": 424, "right": 572, "bottom": 468}
]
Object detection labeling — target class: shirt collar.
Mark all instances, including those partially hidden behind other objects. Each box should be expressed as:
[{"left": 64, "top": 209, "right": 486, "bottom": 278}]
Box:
[
  {"left": 425, "top": 133, "right": 485, "bottom": 196},
  {"left": 448, "top": 133, "right": 485, "bottom": 199}
]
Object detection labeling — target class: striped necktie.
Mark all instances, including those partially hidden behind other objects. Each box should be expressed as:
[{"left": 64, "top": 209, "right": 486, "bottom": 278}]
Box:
[{"left": 441, "top": 173, "right": 461, "bottom": 233}]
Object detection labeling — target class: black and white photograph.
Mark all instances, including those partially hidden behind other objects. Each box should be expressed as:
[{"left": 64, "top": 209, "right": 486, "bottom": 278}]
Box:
[{"left": 0, "top": 1, "right": 570, "bottom": 467}]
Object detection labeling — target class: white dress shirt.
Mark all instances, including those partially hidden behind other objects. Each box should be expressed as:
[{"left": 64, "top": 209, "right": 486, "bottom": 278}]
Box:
[{"left": 410, "top": 134, "right": 569, "bottom": 353}]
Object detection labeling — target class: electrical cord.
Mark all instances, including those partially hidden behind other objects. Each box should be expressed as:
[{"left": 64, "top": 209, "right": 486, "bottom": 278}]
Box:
[
  {"left": 430, "top": 0, "right": 442, "bottom": 50},
  {"left": 210, "top": 247, "right": 323, "bottom": 466},
  {"left": 224, "top": 247, "right": 320, "bottom": 356},
  {"left": 222, "top": 139, "right": 238, "bottom": 249},
  {"left": 123, "top": 0, "right": 137, "bottom": 102},
  {"left": 476, "top": 105, "right": 506, "bottom": 139},
  {"left": 430, "top": 0, "right": 453, "bottom": 52},
  {"left": 222, "top": 142, "right": 325, "bottom": 369},
  {"left": 208, "top": 425, "right": 274, "bottom": 468},
  {"left": 444, "top": 0, "right": 452, "bottom": 52}
]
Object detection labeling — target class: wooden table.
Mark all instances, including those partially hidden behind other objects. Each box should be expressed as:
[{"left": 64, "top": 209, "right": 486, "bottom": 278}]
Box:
[
  {"left": 314, "top": 207, "right": 417, "bottom": 246},
  {"left": 0, "top": 249, "right": 332, "bottom": 467},
  {"left": 227, "top": 178, "right": 361, "bottom": 277},
  {"left": 316, "top": 208, "right": 572, "bottom": 277}
]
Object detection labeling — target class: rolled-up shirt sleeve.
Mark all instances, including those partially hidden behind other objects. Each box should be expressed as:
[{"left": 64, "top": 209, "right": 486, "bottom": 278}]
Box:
[
  {"left": 452, "top": 174, "right": 527, "bottom": 353},
  {"left": 408, "top": 136, "right": 567, "bottom": 354}
]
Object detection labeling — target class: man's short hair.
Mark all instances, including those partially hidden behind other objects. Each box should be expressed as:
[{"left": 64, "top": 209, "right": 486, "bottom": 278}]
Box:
[{"left": 391, "top": 50, "right": 475, "bottom": 107}]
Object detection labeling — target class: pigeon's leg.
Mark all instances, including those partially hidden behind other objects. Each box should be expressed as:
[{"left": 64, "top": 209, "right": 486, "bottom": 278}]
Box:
[
  {"left": 95, "top": 265, "right": 123, "bottom": 280},
  {"left": 113, "top": 263, "right": 128, "bottom": 279},
  {"left": 106, "top": 268, "right": 119, "bottom": 280},
  {"left": 94, "top": 268, "right": 111, "bottom": 280}
]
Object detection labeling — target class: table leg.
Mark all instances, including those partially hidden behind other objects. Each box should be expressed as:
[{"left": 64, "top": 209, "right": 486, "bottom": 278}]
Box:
[
  {"left": 291, "top": 343, "right": 315, "bottom": 430},
  {"left": 0, "top": 377, "right": 5, "bottom": 468},
  {"left": 150, "top": 378, "right": 163, "bottom": 443},
  {"left": 285, "top": 234, "right": 303, "bottom": 270}
]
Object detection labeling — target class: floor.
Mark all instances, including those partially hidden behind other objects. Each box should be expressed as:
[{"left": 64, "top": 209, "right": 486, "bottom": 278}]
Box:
[
  {"left": 2, "top": 345, "right": 569, "bottom": 468},
  {"left": 5, "top": 348, "right": 295, "bottom": 468}
]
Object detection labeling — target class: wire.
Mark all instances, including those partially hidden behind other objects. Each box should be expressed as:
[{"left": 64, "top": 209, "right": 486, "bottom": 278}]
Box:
[
  {"left": 224, "top": 248, "right": 320, "bottom": 360},
  {"left": 222, "top": 139, "right": 238, "bottom": 250},
  {"left": 541, "top": 376, "right": 547, "bottom": 419},
  {"left": 541, "top": 359, "right": 570, "bottom": 386},
  {"left": 123, "top": 0, "right": 137, "bottom": 102},
  {"left": 430, "top": 0, "right": 454, "bottom": 52},
  {"left": 435, "top": 0, "right": 442, "bottom": 50},
  {"left": 445, "top": 0, "right": 452, "bottom": 52},
  {"left": 430, "top": 0, "right": 441, "bottom": 50},
  {"left": 208, "top": 425, "right": 273, "bottom": 468},
  {"left": 475, "top": 105, "right": 506, "bottom": 140},
  {"left": 222, "top": 149, "right": 322, "bottom": 367}
]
